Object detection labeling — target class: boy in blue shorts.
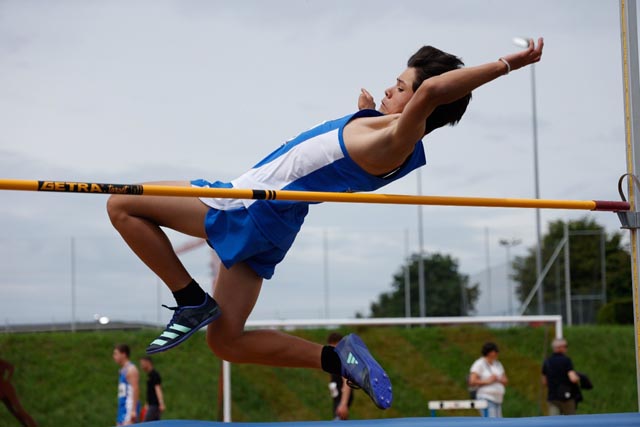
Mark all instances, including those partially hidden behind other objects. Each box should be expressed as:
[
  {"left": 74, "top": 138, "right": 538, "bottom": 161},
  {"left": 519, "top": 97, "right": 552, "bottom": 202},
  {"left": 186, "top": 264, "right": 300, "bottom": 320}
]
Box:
[{"left": 107, "top": 39, "right": 543, "bottom": 409}]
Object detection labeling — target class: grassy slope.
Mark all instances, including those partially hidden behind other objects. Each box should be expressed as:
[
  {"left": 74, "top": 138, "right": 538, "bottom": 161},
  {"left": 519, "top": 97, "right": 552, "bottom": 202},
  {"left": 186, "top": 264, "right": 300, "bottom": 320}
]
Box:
[{"left": 0, "top": 326, "right": 636, "bottom": 427}]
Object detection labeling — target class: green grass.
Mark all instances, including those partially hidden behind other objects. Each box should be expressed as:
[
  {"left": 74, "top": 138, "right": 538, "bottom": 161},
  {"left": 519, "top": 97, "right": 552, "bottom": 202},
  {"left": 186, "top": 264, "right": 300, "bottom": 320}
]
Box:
[{"left": 0, "top": 325, "right": 636, "bottom": 426}]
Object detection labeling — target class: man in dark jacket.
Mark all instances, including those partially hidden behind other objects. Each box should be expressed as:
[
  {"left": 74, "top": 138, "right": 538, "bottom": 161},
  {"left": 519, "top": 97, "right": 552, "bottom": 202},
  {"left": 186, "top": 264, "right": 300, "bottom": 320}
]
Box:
[
  {"left": 542, "top": 338, "right": 580, "bottom": 415},
  {"left": 140, "top": 356, "right": 165, "bottom": 421}
]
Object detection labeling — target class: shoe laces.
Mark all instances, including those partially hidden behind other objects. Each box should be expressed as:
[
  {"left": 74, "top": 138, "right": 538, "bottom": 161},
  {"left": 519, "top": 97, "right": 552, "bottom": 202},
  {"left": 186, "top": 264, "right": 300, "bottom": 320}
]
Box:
[{"left": 162, "top": 304, "right": 183, "bottom": 324}]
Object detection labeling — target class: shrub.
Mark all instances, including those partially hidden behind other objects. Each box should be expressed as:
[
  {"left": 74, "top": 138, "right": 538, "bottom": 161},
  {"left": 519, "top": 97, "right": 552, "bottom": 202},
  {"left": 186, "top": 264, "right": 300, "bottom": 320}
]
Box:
[{"left": 597, "top": 298, "right": 634, "bottom": 324}]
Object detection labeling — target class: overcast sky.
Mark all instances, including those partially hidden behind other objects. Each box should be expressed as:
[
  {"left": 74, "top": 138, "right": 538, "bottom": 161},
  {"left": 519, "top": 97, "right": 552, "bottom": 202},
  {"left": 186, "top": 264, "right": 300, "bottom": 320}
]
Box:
[{"left": 0, "top": 0, "right": 634, "bottom": 325}]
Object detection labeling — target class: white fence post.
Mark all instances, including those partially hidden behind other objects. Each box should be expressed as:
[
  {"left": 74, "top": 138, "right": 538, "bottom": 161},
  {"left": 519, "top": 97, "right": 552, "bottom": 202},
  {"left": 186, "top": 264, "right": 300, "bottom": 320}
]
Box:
[{"left": 222, "top": 360, "right": 231, "bottom": 422}]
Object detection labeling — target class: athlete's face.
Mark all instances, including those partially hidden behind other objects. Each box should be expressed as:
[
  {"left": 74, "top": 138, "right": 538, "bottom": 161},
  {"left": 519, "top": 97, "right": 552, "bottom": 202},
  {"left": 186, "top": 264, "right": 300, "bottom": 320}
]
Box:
[
  {"left": 379, "top": 68, "right": 417, "bottom": 115},
  {"left": 113, "top": 349, "right": 125, "bottom": 365}
]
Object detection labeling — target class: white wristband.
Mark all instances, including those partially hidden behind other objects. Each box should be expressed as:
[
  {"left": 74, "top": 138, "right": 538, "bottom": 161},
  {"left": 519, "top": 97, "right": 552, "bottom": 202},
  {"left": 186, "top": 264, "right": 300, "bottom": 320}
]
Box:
[{"left": 498, "top": 57, "right": 511, "bottom": 75}]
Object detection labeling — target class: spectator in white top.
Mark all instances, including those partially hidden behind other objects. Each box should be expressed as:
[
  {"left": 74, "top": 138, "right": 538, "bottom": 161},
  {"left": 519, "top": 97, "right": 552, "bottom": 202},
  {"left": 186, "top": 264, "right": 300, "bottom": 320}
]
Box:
[{"left": 469, "top": 342, "right": 508, "bottom": 417}]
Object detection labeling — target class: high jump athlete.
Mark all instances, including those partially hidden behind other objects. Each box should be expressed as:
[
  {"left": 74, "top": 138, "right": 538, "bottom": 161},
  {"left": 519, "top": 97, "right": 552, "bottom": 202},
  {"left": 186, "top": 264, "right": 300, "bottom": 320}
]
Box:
[{"left": 107, "top": 38, "right": 543, "bottom": 409}]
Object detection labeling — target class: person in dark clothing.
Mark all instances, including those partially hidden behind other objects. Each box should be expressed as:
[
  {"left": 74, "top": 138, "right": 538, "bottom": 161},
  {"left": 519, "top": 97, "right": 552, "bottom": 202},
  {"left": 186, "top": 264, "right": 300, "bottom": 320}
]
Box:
[
  {"left": 140, "top": 356, "right": 165, "bottom": 422},
  {"left": 0, "top": 359, "right": 37, "bottom": 427},
  {"left": 542, "top": 338, "right": 580, "bottom": 415},
  {"left": 327, "top": 333, "right": 354, "bottom": 420}
]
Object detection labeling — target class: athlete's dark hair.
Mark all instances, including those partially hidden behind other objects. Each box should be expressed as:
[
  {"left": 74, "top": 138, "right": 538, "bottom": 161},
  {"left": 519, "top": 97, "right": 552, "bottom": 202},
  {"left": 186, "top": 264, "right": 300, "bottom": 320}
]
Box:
[
  {"left": 327, "top": 332, "right": 343, "bottom": 345},
  {"left": 407, "top": 46, "right": 472, "bottom": 134},
  {"left": 481, "top": 342, "right": 499, "bottom": 356},
  {"left": 141, "top": 356, "right": 153, "bottom": 364},
  {"left": 115, "top": 343, "right": 131, "bottom": 358}
]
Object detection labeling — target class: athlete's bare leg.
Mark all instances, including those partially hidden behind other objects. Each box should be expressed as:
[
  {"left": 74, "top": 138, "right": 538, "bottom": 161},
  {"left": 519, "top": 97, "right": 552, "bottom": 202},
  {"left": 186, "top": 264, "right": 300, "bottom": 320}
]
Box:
[
  {"left": 106, "top": 181, "right": 209, "bottom": 290},
  {"left": 206, "top": 262, "right": 322, "bottom": 369},
  {"left": 0, "top": 385, "right": 38, "bottom": 427},
  {"left": 109, "top": 181, "right": 323, "bottom": 367},
  {"left": 108, "top": 183, "right": 388, "bottom": 408}
]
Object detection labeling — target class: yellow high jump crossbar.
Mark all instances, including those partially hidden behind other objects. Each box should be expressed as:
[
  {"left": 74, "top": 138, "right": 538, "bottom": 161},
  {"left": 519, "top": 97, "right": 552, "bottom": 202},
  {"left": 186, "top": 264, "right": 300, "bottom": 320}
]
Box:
[{"left": 0, "top": 178, "right": 629, "bottom": 212}]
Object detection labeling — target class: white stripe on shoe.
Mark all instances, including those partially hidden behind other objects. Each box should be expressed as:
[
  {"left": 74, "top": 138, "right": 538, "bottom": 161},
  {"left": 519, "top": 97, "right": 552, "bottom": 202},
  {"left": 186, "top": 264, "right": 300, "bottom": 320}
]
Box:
[
  {"left": 170, "top": 324, "right": 192, "bottom": 333},
  {"left": 160, "top": 331, "right": 179, "bottom": 339}
]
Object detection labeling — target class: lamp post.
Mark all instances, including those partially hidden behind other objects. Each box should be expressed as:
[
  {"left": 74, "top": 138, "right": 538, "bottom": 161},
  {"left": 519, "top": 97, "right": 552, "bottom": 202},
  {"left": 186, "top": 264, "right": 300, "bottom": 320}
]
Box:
[
  {"left": 70, "top": 237, "right": 76, "bottom": 333},
  {"left": 485, "top": 227, "right": 493, "bottom": 314},
  {"left": 404, "top": 229, "right": 411, "bottom": 319},
  {"left": 513, "top": 36, "right": 544, "bottom": 315},
  {"left": 323, "top": 229, "right": 329, "bottom": 319},
  {"left": 417, "top": 168, "right": 426, "bottom": 318},
  {"left": 499, "top": 238, "right": 521, "bottom": 315}
]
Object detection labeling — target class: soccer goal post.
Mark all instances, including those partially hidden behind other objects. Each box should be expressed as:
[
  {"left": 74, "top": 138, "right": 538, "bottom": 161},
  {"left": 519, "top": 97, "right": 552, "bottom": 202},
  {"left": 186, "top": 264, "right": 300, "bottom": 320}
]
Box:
[{"left": 220, "top": 315, "right": 562, "bottom": 422}]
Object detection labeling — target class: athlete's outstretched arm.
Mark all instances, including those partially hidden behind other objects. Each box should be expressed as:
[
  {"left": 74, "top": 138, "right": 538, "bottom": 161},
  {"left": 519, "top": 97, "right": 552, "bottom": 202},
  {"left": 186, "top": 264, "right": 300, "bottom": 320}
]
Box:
[{"left": 393, "top": 38, "right": 544, "bottom": 153}]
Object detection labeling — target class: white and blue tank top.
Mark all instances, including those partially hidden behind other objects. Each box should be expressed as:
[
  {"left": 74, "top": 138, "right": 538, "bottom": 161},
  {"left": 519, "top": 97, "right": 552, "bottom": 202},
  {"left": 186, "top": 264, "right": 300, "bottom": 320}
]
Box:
[
  {"left": 116, "top": 362, "right": 136, "bottom": 424},
  {"left": 199, "top": 109, "right": 425, "bottom": 249}
]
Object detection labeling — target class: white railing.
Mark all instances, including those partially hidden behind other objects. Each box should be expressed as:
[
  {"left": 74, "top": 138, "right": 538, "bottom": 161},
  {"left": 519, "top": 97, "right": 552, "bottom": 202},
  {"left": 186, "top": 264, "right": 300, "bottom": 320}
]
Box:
[{"left": 222, "top": 315, "right": 563, "bottom": 422}]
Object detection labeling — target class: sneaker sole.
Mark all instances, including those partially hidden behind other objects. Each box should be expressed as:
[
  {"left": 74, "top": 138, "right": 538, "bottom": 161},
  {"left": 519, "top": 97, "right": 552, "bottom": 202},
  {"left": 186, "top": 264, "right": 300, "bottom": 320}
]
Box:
[
  {"left": 342, "top": 334, "right": 393, "bottom": 409},
  {"left": 146, "top": 309, "right": 221, "bottom": 355}
]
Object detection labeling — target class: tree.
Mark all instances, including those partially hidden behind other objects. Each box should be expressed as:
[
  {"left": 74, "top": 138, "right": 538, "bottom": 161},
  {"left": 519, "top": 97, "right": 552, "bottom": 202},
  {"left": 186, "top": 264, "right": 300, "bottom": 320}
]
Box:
[
  {"left": 369, "top": 252, "right": 479, "bottom": 317},
  {"left": 512, "top": 217, "right": 631, "bottom": 315}
]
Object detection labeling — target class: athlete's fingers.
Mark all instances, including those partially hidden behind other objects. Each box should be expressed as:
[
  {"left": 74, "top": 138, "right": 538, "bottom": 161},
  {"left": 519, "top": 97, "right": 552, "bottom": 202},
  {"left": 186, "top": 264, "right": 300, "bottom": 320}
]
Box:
[
  {"left": 358, "top": 88, "right": 375, "bottom": 110},
  {"left": 537, "top": 37, "right": 544, "bottom": 56},
  {"left": 361, "top": 88, "right": 374, "bottom": 101}
]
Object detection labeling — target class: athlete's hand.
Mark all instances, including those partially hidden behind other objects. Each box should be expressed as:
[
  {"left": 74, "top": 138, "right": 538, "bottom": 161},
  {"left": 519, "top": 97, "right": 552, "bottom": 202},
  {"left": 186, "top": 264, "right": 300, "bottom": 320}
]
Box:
[
  {"left": 501, "top": 37, "right": 544, "bottom": 72},
  {"left": 336, "top": 403, "right": 349, "bottom": 420},
  {"left": 358, "top": 88, "right": 376, "bottom": 110},
  {"left": 124, "top": 410, "right": 137, "bottom": 425}
]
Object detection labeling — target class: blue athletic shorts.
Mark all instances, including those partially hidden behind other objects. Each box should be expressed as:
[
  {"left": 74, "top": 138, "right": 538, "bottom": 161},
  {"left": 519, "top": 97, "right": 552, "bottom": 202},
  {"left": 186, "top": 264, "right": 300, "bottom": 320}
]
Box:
[{"left": 192, "top": 179, "right": 289, "bottom": 280}]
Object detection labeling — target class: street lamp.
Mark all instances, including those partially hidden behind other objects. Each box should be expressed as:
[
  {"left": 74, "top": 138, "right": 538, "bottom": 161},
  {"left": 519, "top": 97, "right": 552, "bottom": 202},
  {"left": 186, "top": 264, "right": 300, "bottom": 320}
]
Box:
[
  {"left": 93, "top": 313, "right": 110, "bottom": 325},
  {"left": 417, "top": 168, "right": 426, "bottom": 318},
  {"left": 499, "top": 238, "right": 521, "bottom": 315},
  {"left": 513, "top": 36, "right": 544, "bottom": 315}
]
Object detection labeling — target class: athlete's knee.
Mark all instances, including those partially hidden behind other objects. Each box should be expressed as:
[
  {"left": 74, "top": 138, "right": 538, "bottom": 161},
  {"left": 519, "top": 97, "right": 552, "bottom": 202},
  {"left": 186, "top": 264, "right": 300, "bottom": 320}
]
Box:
[
  {"left": 206, "top": 328, "right": 231, "bottom": 359},
  {"left": 207, "top": 328, "right": 245, "bottom": 362},
  {"left": 106, "top": 194, "right": 130, "bottom": 227}
]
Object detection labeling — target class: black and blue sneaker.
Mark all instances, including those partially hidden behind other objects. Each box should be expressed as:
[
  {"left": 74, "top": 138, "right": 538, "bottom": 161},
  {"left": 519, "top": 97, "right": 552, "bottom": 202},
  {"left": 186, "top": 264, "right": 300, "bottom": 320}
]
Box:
[
  {"left": 146, "top": 294, "right": 221, "bottom": 355},
  {"left": 335, "top": 333, "right": 392, "bottom": 409}
]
